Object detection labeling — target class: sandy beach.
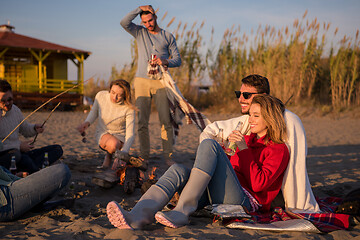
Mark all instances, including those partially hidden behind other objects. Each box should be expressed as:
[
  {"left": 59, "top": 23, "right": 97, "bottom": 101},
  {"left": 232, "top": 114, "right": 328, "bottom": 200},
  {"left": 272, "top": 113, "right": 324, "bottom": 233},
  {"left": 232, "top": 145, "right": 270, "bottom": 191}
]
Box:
[{"left": 0, "top": 107, "right": 359, "bottom": 239}]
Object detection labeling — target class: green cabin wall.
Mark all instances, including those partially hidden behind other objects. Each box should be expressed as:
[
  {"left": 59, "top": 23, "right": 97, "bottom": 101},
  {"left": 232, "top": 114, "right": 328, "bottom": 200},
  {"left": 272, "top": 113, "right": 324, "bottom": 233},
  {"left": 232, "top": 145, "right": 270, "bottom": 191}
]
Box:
[{"left": 53, "top": 58, "right": 67, "bottom": 80}]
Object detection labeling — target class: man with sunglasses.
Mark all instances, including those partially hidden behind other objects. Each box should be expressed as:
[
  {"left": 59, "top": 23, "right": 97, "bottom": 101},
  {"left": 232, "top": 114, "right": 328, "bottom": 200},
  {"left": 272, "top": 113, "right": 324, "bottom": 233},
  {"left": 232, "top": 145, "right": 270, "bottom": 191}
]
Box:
[
  {"left": 0, "top": 80, "right": 63, "bottom": 174},
  {"left": 120, "top": 5, "right": 181, "bottom": 165},
  {"left": 200, "top": 74, "right": 320, "bottom": 213}
]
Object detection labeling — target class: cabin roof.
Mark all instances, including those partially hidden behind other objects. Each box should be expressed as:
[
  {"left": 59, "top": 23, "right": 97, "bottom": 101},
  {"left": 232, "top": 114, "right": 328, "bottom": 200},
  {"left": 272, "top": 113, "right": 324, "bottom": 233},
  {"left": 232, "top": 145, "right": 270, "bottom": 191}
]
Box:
[{"left": 0, "top": 25, "right": 91, "bottom": 59}]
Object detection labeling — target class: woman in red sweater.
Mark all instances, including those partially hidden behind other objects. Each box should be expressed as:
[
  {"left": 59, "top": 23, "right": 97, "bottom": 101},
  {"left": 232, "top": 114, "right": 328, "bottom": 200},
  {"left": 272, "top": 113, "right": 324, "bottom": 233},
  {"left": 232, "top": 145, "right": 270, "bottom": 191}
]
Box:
[
  {"left": 229, "top": 95, "right": 289, "bottom": 211},
  {"left": 106, "top": 94, "right": 290, "bottom": 230}
]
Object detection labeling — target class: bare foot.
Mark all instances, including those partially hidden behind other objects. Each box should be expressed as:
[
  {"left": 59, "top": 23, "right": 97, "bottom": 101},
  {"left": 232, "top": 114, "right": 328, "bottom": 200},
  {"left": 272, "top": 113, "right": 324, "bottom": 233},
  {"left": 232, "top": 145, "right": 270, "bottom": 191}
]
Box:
[{"left": 102, "top": 153, "right": 112, "bottom": 168}]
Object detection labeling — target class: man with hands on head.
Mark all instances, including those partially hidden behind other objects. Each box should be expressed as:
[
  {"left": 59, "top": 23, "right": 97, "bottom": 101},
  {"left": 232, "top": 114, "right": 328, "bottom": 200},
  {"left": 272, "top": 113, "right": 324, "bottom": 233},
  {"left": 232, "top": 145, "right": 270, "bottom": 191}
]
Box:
[
  {"left": 0, "top": 80, "right": 63, "bottom": 174},
  {"left": 120, "top": 5, "right": 181, "bottom": 165}
]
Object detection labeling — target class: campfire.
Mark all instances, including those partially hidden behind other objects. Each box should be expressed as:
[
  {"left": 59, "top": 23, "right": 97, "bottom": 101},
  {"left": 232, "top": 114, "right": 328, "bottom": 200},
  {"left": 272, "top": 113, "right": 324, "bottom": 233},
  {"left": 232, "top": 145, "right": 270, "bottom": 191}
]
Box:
[{"left": 117, "top": 167, "right": 127, "bottom": 185}]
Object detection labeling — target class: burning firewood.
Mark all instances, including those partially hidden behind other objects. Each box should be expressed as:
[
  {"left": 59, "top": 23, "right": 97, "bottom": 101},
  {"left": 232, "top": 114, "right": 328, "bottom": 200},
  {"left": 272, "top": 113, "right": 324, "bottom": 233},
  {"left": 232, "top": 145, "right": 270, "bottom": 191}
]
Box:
[
  {"left": 141, "top": 167, "right": 158, "bottom": 195},
  {"left": 123, "top": 166, "right": 140, "bottom": 194}
]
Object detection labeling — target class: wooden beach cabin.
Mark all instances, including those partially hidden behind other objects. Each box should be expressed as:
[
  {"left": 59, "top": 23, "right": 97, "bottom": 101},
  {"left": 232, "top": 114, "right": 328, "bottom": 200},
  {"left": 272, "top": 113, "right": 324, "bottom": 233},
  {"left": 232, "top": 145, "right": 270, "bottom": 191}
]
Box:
[{"left": 0, "top": 24, "right": 91, "bottom": 109}]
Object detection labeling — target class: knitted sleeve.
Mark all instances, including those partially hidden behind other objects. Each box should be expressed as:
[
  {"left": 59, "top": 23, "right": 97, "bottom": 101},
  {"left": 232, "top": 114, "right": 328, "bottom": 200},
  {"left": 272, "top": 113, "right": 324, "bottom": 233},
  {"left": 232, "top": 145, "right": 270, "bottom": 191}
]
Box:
[
  {"left": 121, "top": 108, "right": 136, "bottom": 153},
  {"left": 84, "top": 92, "right": 101, "bottom": 124}
]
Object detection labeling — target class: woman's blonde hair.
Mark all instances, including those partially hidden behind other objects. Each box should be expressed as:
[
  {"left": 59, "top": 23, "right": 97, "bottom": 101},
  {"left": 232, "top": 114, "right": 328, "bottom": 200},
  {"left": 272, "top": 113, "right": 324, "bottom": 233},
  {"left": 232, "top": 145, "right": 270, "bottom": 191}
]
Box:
[
  {"left": 251, "top": 94, "right": 287, "bottom": 144},
  {"left": 109, "top": 79, "right": 136, "bottom": 110}
]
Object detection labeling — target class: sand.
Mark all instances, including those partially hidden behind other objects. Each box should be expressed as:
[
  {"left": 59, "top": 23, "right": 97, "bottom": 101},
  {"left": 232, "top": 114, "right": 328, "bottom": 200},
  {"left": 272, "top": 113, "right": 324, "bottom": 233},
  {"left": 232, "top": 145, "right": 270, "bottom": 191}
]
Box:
[{"left": 0, "top": 108, "right": 359, "bottom": 239}]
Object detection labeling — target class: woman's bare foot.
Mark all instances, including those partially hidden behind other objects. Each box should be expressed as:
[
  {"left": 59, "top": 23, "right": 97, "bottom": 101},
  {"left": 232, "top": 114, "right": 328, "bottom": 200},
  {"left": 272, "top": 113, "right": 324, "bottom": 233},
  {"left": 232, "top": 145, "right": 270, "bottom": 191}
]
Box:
[{"left": 101, "top": 153, "right": 112, "bottom": 168}]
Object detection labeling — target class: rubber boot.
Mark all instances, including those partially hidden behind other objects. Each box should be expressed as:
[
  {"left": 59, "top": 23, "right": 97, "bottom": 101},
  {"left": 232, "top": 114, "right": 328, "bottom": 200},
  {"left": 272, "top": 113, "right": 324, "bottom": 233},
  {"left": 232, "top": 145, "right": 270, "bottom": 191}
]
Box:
[
  {"left": 107, "top": 184, "right": 170, "bottom": 230},
  {"left": 155, "top": 168, "right": 211, "bottom": 228}
]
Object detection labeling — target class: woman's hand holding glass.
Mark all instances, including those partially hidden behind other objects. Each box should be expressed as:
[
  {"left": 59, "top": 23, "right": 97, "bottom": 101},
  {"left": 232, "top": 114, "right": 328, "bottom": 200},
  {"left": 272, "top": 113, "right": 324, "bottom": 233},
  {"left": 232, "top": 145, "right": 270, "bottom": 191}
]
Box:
[{"left": 227, "top": 130, "right": 248, "bottom": 152}]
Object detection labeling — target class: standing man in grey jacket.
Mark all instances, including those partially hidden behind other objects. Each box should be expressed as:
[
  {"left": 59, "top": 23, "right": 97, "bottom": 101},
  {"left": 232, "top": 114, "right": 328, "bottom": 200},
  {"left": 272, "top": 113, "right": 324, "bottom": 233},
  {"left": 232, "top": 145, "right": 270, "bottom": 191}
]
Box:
[{"left": 121, "top": 5, "right": 181, "bottom": 164}]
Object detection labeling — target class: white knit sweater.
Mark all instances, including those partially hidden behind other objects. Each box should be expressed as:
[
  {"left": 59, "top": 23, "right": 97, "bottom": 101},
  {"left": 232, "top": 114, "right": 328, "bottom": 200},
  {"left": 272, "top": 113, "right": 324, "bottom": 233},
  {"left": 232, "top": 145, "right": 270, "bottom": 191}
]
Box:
[
  {"left": 85, "top": 91, "right": 136, "bottom": 153},
  {"left": 0, "top": 105, "right": 36, "bottom": 151}
]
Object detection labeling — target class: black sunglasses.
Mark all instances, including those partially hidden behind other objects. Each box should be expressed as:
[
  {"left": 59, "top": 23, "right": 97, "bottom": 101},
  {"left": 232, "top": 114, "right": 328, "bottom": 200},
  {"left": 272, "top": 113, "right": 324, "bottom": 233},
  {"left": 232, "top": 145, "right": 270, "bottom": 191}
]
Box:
[
  {"left": 0, "top": 97, "right": 13, "bottom": 104},
  {"left": 234, "top": 91, "right": 261, "bottom": 99}
]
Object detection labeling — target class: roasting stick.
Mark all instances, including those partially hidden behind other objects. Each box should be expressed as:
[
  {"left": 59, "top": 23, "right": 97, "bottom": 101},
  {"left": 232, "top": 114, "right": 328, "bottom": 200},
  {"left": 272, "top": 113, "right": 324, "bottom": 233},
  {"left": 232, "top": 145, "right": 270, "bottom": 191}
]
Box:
[
  {"left": 30, "top": 102, "right": 61, "bottom": 145},
  {"left": 284, "top": 94, "right": 294, "bottom": 106},
  {"left": 1, "top": 75, "right": 95, "bottom": 143}
]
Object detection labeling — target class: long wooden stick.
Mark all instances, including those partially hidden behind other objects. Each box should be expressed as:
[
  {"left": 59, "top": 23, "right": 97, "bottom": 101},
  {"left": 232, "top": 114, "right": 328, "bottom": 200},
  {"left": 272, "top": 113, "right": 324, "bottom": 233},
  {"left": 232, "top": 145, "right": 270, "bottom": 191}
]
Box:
[
  {"left": 284, "top": 94, "right": 294, "bottom": 106},
  {"left": 30, "top": 102, "right": 61, "bottom": 145},
  {"left": 2, "top": 75, "right": 94, "bottom": 143}
]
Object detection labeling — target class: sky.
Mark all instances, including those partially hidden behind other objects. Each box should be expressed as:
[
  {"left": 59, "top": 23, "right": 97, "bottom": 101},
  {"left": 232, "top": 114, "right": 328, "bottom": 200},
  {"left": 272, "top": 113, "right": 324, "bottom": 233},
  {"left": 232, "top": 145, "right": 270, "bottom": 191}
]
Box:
[{"left": 1, "top": 0, "right": 360, "bottom": 82}]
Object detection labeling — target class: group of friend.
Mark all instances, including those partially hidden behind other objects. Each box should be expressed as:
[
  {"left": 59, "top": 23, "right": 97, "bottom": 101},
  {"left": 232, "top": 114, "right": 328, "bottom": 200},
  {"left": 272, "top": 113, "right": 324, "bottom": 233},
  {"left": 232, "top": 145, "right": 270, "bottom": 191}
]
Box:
[{"left": 0, "top": 5, "right": 320, "bottom": 231}]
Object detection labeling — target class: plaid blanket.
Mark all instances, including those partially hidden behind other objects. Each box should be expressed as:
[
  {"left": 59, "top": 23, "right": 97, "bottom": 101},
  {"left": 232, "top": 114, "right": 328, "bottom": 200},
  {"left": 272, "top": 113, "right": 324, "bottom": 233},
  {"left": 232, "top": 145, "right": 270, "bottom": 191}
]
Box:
[
  {"left": 222, "top": 197, "right": 351, "bottom": 233},
  {"left": 159, "top": 66, "right": 211, "bottom": 140}
]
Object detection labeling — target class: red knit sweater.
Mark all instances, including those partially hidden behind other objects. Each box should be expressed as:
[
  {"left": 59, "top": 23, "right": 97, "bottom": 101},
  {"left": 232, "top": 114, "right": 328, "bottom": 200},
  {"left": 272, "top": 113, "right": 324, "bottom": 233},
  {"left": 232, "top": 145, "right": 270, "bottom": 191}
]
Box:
[{"left": 230, "top": 133, "right": 290, "bottom": 212}]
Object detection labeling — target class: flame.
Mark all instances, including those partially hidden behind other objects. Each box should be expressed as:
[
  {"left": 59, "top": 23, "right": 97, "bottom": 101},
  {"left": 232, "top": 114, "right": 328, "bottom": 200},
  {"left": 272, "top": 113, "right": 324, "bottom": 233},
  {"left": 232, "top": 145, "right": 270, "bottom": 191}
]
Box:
[
  {"left": 117, "top": 167, "right": 127, "bottom": 185},
  {"left": 117, "top": 166, "right": 157, "bottom": 186},
  {"left": 170, "top": 192, "right": 179, "bottom": 205},
  {"left": 148, "top": 167, "right": 157, "bottom": 180}
]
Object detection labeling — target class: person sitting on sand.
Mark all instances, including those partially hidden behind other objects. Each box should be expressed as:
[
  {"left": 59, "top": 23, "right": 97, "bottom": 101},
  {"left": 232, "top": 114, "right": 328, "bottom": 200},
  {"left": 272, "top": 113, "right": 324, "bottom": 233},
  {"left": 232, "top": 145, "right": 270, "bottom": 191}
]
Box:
[
  {"left": 199, "top": 74, "right": 320, "bottom": 213},
  {"left": 0, "top": 80, "right": 63, "bottom": 174},
  {"left": 0, "top": 163, "right": 71, "bottom": 221},
  {"left": 77, "top": 79, "right": 136, "bottom": 169},
  {"left": 106, "top": 94, "right": 290, "bottom": 229}
]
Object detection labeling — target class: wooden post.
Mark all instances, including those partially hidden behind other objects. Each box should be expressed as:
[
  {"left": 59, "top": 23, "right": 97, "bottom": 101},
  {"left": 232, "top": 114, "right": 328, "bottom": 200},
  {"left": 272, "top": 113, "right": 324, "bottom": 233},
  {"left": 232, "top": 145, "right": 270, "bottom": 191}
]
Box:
[
  {"left": 0, "top": 48, "right": 9, "bottom": 79},
  {"left": 39, "top": 51, "right": 43, "bottom": 91},
  {"left": 29, "top": 49, "right": 51, "bottom": 93},
  {"left": 0, "top": 48, "right": 8, "bottom": 58},
  {"left": 73, "top": 53, "right": 84, "bottom": 94}
]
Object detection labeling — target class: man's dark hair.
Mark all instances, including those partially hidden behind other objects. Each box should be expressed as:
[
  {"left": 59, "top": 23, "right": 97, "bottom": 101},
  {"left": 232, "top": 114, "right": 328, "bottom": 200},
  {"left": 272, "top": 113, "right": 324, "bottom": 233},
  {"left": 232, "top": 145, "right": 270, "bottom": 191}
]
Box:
[
  {"left": 140, "top": 11, "right": 153, "bottom": 17},
  {"left": 0, "top": 80, "right": 12, "bottom": 93},
  {"left": 241, "top": 74, "right": 270, "bottom": 94}
]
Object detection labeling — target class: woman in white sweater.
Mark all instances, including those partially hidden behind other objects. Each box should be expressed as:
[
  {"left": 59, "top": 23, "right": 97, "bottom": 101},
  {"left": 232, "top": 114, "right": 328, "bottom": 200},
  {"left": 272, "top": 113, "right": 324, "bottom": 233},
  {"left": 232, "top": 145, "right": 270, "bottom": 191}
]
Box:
[{"left": 77, "top": 79, "right": 136, "bottom": 168}]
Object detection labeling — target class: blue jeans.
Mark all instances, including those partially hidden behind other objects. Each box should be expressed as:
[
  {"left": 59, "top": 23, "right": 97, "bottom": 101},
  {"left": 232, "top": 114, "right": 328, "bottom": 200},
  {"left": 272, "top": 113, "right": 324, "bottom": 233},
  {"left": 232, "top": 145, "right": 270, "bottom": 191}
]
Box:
[
  {"left": 155, "top": 139, "right": 251, "bottom": 210},
  {"left": 21, "top": 145, "right": 63, "bottom": 173},
  {"left": 0, "top": 163, "right": 71, "bottom": 221},
  {"left": 0, "top": 145, "right": 63, "bottom": 174},
  {"left": 0, "top": 148, "right": 21, "bottom": 169}
]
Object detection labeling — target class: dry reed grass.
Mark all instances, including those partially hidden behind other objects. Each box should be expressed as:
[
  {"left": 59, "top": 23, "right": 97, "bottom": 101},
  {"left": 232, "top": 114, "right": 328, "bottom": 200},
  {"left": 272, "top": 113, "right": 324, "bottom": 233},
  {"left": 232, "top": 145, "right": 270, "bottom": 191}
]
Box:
[{"left": 106, "top": 10, "right": 360, "bottom": 111}]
